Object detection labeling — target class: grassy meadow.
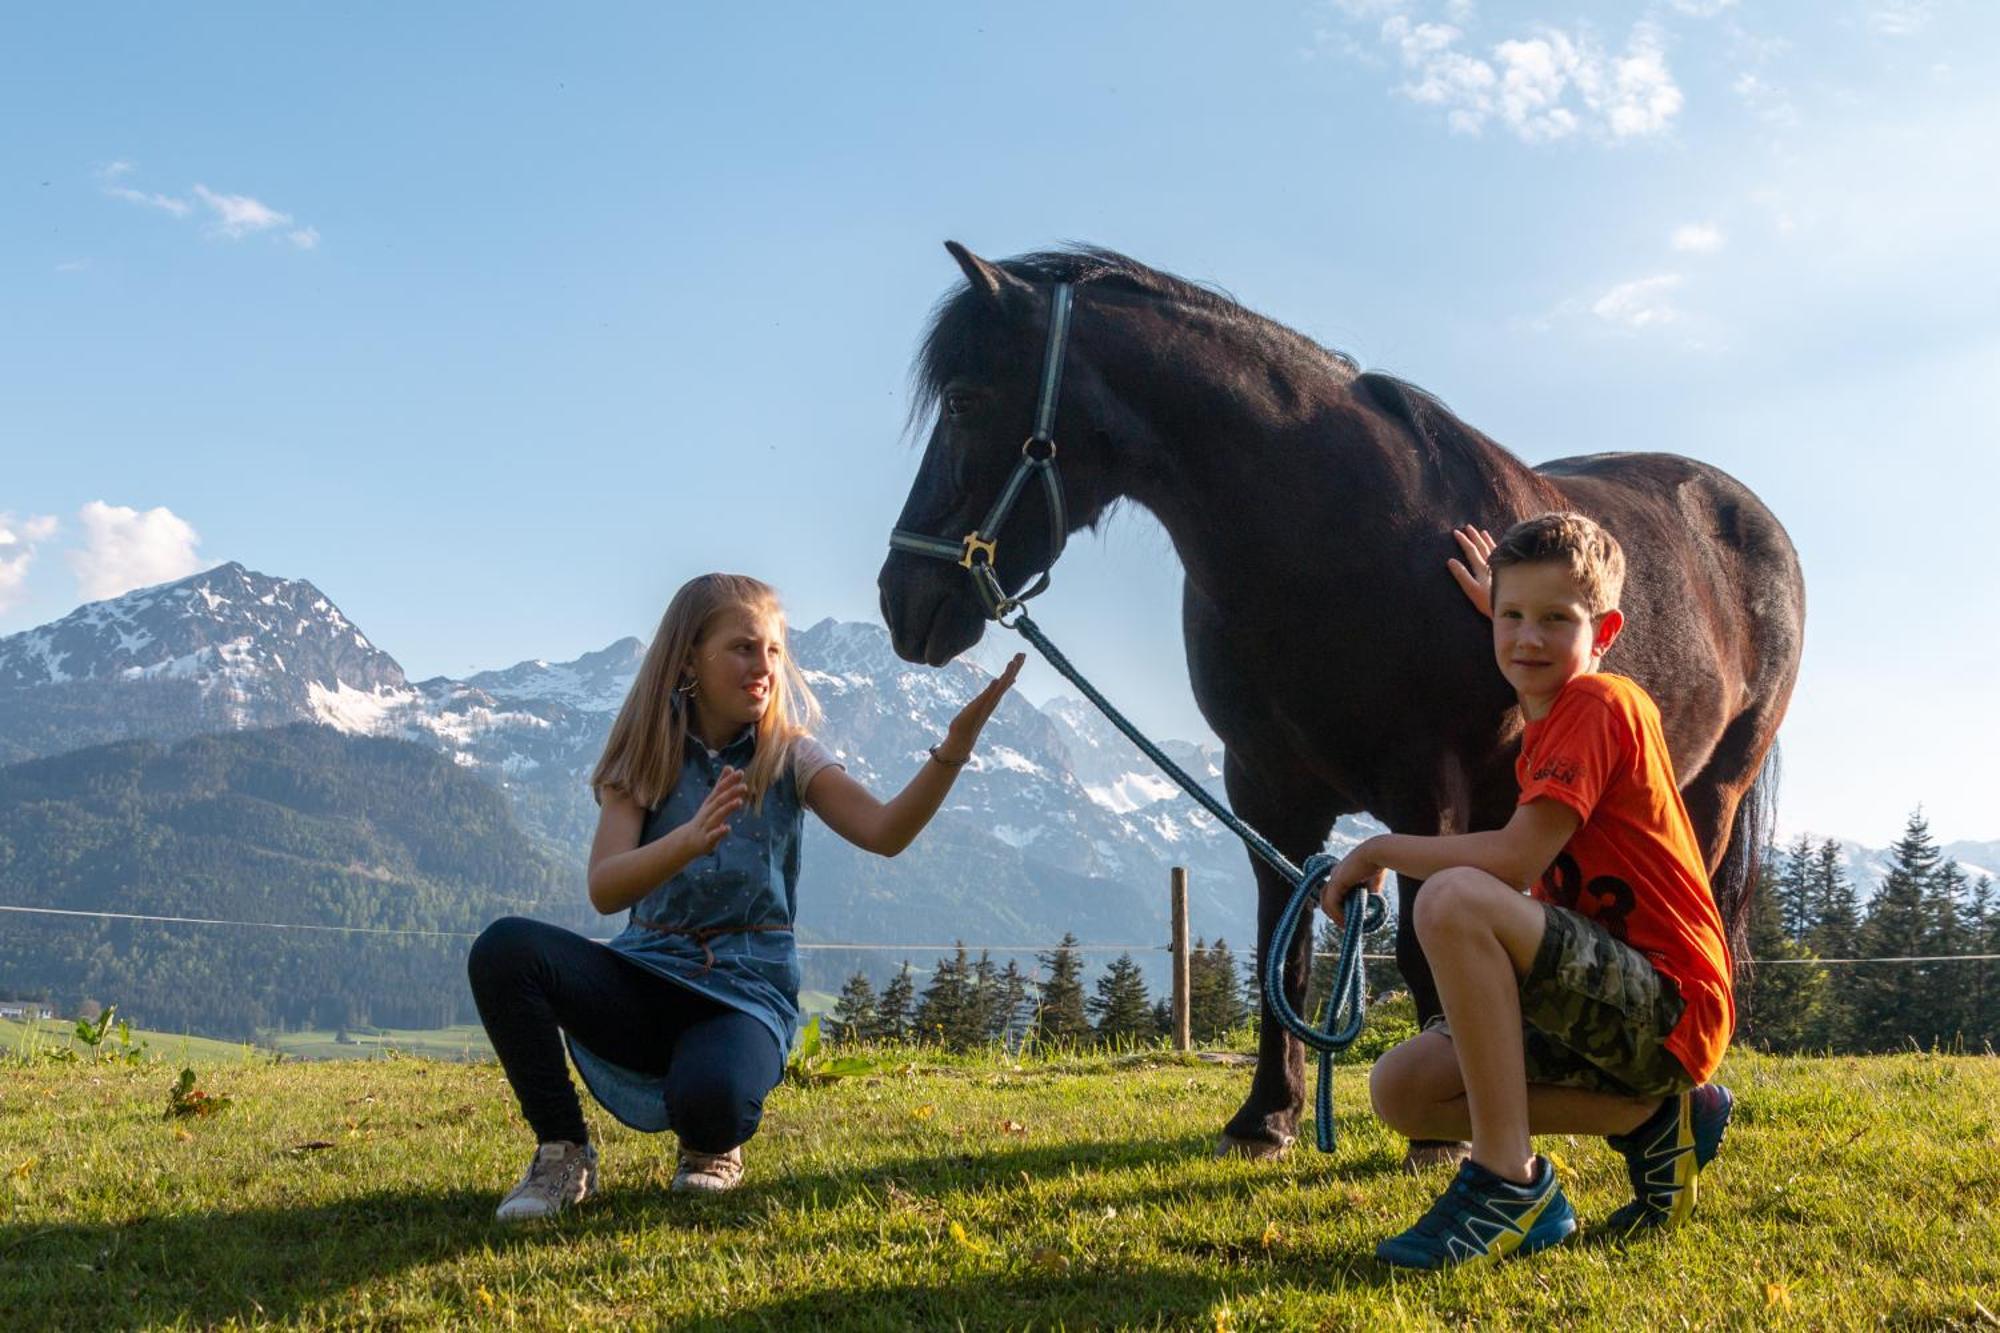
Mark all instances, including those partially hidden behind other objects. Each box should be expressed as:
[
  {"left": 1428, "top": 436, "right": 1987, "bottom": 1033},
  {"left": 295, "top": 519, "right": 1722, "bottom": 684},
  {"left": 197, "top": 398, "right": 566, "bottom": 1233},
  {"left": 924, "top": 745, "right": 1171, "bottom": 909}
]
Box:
[{"left": 1, "top": 1041, "right": 1996, "bottom": 1329}]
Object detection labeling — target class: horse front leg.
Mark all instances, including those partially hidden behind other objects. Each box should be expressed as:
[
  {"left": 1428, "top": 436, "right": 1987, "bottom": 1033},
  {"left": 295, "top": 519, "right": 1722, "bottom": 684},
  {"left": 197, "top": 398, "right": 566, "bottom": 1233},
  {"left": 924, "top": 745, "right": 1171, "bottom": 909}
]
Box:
[
  {"left": 1216, "top": 759, "right": 1337, "bottom": 1160},
  {"left": 1215, "top": 856, "right": 1318, "bottom": 1158}
]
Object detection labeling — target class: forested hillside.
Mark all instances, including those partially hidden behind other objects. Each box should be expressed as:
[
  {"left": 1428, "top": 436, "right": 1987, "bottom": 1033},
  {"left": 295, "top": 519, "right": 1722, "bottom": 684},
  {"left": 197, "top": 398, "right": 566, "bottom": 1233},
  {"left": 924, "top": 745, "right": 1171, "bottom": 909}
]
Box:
[{"left": 0, "top": 726, "right": 585, "bottom": 1037}]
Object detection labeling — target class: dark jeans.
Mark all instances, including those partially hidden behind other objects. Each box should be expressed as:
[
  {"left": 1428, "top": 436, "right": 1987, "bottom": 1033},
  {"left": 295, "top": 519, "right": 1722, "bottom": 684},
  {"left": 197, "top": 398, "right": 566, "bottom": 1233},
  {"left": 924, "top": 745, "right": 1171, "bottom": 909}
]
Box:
[{"left": 467, "top": 916, "right": 784, "bottom": 1152}]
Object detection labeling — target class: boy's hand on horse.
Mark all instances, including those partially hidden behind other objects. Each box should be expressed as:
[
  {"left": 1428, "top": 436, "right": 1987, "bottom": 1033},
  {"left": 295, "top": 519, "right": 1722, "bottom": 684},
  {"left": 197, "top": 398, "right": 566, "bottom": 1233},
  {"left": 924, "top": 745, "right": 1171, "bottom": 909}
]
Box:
[
  {"left": 1447, "top": 524, "right": 1497, "bottom": 619},
  {"left": 1319, "top": 845, "right": 1387, "bottom": 927},
  {"left": 937, "top": 652, "right": 1025, "bottom": 763}
]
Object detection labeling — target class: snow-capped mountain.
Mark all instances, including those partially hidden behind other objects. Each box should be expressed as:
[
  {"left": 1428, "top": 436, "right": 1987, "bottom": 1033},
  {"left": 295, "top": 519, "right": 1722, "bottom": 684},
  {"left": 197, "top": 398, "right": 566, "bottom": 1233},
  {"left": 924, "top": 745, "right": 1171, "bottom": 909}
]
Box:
[
  {"left": 13, "top": 564, "right": 1987, "bottom": 956},
  {"left": 0, "top": 562, "right": 403, "bottom": 702},
  {"left": 0, "top": 569, "right": 1340, "bottom": 952},
  {"left": 0, "top": 564, "right": 413, "bottom": 762}
]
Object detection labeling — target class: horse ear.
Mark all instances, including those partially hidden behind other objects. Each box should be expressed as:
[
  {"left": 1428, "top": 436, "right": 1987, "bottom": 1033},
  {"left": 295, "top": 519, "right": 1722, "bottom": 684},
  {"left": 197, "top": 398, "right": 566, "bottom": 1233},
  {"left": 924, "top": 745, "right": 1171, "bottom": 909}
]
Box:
[{"left": 944, "top": 241, "right": 1028, "bottom": 305}]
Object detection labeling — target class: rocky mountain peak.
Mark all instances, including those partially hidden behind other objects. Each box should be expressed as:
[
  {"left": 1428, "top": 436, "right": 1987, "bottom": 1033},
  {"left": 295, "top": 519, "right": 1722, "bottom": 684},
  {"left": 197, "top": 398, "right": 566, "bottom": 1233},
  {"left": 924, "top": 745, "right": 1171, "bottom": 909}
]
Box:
[{"left": 0, "top": 562, "right": 407, "bottom": 702}]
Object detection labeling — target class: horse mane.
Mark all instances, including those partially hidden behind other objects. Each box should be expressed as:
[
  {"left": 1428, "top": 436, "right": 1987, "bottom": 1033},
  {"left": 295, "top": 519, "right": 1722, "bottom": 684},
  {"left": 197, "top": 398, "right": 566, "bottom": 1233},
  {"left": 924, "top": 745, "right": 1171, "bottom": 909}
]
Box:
[
  {"left": 1351, "top": 372, "right": 1550, "bottom": 506},
  {"left": 913, "top": 246, "right": 1554, "bottom": 508},
  {"left": 912, "top": 245, "right": 1357, "bottom": 432}
]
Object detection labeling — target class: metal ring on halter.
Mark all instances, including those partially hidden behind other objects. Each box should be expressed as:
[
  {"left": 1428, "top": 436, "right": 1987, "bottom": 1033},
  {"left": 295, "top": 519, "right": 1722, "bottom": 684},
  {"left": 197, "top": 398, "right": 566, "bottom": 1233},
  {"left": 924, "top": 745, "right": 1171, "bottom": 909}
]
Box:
[
  {"left": 958, "top": 533, "right": 997, "bottom": 570},
  {"left": 1022, "top": 436, "right": 1057, "bottom": 462}
]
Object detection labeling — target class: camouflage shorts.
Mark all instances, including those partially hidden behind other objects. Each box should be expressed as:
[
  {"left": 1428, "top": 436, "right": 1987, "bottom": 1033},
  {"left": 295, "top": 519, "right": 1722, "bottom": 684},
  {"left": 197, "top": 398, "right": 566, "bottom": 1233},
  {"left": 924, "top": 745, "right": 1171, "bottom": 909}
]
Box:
[{"left": 1428, "top": 901, "right": 1696, "bottom": 1099}]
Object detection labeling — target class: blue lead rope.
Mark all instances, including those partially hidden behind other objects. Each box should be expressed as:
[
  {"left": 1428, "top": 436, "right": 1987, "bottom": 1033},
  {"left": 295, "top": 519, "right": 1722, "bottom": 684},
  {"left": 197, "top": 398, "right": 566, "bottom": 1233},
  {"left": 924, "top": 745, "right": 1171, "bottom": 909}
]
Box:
[{"left": 1008, "top": 612, "right": 1385, "bottom": 1152}]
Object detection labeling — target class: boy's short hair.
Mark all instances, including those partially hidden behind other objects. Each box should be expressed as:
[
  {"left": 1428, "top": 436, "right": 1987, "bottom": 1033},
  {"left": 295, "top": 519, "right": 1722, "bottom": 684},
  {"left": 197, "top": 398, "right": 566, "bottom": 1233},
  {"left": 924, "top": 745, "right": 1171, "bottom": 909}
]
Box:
[{"left": 1489, "top": 512, "right": 1626, "bottom": 615}]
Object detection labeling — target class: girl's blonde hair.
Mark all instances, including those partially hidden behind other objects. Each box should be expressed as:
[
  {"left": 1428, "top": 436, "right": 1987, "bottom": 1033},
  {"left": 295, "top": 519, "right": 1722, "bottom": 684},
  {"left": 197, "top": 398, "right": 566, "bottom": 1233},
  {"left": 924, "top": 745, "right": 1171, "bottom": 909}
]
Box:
[{"left": 590, "top": 573, "right": 822, "bottom": 813}]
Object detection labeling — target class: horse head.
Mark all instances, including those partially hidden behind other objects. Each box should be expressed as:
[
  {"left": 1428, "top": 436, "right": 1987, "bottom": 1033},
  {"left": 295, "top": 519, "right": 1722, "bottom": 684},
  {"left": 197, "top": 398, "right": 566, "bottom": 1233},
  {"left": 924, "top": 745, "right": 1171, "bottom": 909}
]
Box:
[{"left": 878, "top": 242, "right": 1125, "bottom": 666}]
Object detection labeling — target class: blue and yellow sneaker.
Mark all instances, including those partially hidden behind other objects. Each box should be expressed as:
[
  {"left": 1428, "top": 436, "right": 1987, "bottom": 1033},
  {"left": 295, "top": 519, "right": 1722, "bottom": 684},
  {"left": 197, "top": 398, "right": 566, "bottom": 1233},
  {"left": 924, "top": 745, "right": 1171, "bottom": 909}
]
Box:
[
  {"left": 1603, "top": 1083, "right": 1733, "bottom": 1233},
  {"left": 1376, "top": 1155, "right": 1577, "bottom": 1269}
]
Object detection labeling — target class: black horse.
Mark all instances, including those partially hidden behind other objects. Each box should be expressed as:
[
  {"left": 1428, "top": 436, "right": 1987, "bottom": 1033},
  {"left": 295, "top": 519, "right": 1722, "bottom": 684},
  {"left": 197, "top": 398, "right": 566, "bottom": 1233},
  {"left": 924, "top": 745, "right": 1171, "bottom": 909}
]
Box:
[{"left": 878, "top": 244, "right": 1805, "bottom": 1160}]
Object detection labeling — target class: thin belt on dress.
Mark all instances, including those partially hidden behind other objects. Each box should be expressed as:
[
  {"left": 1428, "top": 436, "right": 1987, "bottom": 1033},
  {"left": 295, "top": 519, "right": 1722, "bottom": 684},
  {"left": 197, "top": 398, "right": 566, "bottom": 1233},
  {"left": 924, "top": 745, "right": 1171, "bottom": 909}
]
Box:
[{"left": 632, "top": 920, "right": 791, "bottom": 974}]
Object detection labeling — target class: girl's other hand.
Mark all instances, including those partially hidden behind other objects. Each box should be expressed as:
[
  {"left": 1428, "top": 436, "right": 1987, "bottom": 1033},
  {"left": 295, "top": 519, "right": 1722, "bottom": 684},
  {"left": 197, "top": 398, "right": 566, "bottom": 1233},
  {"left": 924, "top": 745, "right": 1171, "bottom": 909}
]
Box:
[
  {"left": 1447, "top": 524, "right": 1497, "bottom": 619},
  {"left": 682, "top": 765, "right": 747, "bottom": 855},
  {"left": 938, "top": 653, "right": 1024, "bottom": 761}
]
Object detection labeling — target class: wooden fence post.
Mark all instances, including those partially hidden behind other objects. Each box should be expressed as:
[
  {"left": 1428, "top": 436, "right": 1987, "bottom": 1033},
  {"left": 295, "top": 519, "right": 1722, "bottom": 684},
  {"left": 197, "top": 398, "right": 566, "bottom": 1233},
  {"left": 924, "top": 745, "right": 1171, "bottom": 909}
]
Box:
[{"left": 1170, "top": 867, "right": 1191, "bottom": 1051}]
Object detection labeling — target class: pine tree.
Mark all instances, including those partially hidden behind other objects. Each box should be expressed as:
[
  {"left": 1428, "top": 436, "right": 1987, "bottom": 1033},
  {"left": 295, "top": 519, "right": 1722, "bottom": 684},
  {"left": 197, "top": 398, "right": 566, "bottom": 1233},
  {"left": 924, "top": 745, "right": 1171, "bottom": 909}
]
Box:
[
  {"left": 1090, "top": 952, "right": 1157, "bottom": 1045},
  {"left": 1925, "top": 858, "right": 1972, "bottom": 1048},
  {"left": 915, "top": 944, "right": 978, "bottom": 1049},
  {"left": 1742, "top": 854, "right": 1830, "bottom": 1051},
  {"left": 993, "top": 959, "right": 1031, "bottom": 1043},
  {"left": 1804, "top": 838, "right": 1863, "bottom": 1049},
  {"left": 1775, "top": 833, "right": 1816, "bottom": 942},
  {"left": 1970, "top": 876, "right": 1999, "bottom": 1050},
  {"left": 876, "top": 962, "right": 916, "bottom": 1043},
  {"left": 1807, "top": 838, "right": 1861, "bottom": 958},
  {"left": 1035, "top": 933, "right": 1091, "bottom": 1045},
  {"left": 830, "top": 971, "right": 880, "bottom": 1045},
  {"left": 1851, "top": 809, "right": 1941, "bottom": 1051},
  {"left": 1189, "top": 937, "right": 1248, "bottom": 1042},
  {"left": 968, "top": 950, "right": 1004, "bottom": 1041}
]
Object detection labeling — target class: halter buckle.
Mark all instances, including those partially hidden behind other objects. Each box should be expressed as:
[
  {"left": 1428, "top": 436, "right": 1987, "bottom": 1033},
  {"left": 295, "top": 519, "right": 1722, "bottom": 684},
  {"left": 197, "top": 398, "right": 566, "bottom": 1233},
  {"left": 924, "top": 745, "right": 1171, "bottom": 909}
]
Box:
[{"left": 958, "top": 532, "right": 997, "bottom": 569}]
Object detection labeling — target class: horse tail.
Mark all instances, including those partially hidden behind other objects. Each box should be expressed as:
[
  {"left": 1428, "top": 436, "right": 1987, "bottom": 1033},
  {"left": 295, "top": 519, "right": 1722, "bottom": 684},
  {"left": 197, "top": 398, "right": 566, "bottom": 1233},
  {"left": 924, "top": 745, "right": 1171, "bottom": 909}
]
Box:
[{"left": 1715, "top": 743, "right": 1780, "bottom": 974}]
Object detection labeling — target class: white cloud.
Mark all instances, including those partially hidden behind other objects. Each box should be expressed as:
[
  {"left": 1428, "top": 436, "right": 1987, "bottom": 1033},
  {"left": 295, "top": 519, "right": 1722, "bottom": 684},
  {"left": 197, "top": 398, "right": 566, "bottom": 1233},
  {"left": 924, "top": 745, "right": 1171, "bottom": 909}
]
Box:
[
  {"left": 104, "top": 185, "right": 192, "bottom": 216},
  {"left": 1665, "top": 0, "right": 1737, "bottom": 15},
  {"left": 1670, "top": 222, "right": 1726, "bottom": 253},
  {"left": 1868, "top": 1, "right": 1934, "bottom": 37},
  {"left": 55, "top": 258, "right": 90, "bottom": 273},
  {"left": 96, "top": 163, "right": 318, "bottom": 249},
  {"left": 1591, "top": 273, "right": 1685, "bottom": 330},
  {"left": 1378, "top": 16, "right": 1682, "bottom": 143},
  {"left": 1596, "top": 23, "right": 1683, "bottom": 138},
  {"left": 192, "top": 184, "right": 292, "bottom": 238},
  {"left": 0, "top": 514, "right": 60, "bottom": 615},
  {"left": 67, "top": 502, "right": 207, "bottom": 602}
]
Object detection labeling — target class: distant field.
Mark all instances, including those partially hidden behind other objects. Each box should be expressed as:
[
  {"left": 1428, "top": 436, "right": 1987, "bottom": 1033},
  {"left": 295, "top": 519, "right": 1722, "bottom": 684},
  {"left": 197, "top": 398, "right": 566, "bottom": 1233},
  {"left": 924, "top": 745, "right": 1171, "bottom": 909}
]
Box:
[
  {"left": 2, "top": 1044, "right": 1994, "bottom": 1328},
  {"left": 5, "top": 991, "right": 844, "bottom": 1068},
  {"left": 0, "top": 1014, "right": 263, "bottom": 1066}
]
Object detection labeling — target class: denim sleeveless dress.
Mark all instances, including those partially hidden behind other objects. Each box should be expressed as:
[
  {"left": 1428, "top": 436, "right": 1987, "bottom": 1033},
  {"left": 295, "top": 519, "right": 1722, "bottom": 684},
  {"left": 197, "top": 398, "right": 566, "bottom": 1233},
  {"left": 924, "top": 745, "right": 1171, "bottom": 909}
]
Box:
[{"left": 566, "top": 727, "right": 822, "bottom": 1132}]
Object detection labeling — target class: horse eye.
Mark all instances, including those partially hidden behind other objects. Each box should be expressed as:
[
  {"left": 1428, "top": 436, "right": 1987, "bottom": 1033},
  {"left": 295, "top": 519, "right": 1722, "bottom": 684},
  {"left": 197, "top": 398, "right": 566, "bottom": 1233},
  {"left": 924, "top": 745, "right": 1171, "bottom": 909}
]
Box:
[{"left": 945, "top": 390, "right": 976, "bottom": 419}]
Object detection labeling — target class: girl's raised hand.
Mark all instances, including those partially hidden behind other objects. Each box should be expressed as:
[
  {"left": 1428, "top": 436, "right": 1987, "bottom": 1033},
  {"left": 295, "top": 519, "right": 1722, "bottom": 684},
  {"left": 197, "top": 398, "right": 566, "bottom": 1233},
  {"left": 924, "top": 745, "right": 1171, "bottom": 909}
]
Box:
[
  {"left": 1447, "top": 524, "right": 1497, "bottom": 619},
  {"left": 681, "top": 765, "right": 747, "bottom": 856},
  {"left": 938, "top": 653, "right": 1025, "bottom": 762}
]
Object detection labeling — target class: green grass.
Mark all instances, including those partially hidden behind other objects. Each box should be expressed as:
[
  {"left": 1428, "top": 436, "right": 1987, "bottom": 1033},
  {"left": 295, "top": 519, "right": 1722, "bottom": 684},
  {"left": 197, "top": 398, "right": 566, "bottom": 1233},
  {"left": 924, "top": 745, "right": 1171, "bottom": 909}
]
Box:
[
  {"left": 2, "top": 1046, "right": 1995, "bottom": 1329},
  {"left": 8, "top": 1002, "right": 850, "bottom": 1068},
  {"left": 0, "top": 1015, "right": 263, "bottom": 1067}
]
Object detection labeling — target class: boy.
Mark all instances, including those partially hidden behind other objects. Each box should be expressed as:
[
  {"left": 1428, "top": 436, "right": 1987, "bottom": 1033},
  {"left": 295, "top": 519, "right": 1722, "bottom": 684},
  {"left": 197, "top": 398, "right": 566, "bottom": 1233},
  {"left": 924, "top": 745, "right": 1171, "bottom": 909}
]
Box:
[{"left": 1322, "top": 512, "right": 1735, "bottom": 1269}]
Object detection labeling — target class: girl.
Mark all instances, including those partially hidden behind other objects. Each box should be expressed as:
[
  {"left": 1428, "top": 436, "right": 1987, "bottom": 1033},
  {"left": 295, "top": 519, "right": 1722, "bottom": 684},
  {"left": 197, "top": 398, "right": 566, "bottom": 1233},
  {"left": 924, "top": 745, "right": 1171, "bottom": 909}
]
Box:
[{"left": 468, "top": 572, "right": 1021, "bottom": 1219}]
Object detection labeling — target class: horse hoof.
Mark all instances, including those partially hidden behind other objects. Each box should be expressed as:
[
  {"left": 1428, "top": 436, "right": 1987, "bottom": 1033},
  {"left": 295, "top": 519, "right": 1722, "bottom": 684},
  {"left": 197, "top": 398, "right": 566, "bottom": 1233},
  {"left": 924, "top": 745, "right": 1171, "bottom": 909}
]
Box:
[
  {"left": 1402, "top": 1140, "right": 1470, "bottom": 1174},
  {"left": 1215, "top": 1131, "right": 1295, "bottom": 1161}
]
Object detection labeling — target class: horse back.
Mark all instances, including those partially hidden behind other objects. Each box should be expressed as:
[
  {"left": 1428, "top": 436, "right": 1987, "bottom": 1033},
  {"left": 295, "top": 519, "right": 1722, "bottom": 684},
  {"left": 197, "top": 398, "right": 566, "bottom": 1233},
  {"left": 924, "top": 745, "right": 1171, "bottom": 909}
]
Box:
[{"left": 1534, "top": 451, "right": 1805, "bottom": 783}]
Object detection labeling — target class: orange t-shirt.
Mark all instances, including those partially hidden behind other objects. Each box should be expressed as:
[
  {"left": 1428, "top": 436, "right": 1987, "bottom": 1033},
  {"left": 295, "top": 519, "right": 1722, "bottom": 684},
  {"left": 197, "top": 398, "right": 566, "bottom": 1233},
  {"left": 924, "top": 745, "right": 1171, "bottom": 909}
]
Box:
[{"left": 1515, "top": 672, "right": 1735, "bottom": 1084}]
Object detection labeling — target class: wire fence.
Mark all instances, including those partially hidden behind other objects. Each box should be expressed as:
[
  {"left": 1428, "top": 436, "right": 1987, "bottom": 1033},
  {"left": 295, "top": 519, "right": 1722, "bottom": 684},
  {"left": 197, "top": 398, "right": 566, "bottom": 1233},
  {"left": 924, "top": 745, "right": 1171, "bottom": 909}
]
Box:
[{"left": 2, "top": 903, "right": 1995, "bottom": 966}]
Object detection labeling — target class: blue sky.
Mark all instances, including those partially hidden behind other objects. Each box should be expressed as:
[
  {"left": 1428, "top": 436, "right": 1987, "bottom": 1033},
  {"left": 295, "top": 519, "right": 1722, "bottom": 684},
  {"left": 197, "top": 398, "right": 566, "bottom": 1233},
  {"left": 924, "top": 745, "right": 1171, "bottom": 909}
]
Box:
[{"left": 3, "top": 1, "right": 1995, "bottom": 847}]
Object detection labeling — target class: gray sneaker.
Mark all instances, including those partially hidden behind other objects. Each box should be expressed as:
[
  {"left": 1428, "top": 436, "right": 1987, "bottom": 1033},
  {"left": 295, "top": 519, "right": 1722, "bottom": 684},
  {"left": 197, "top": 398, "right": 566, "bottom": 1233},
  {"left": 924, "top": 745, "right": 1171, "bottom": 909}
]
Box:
[
  {"left": 495, "top": 1140, "right": 599, "bottom": 1221},
  {"left": 672, "top": 1144, "right": 744, "bottom": 1193}
]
